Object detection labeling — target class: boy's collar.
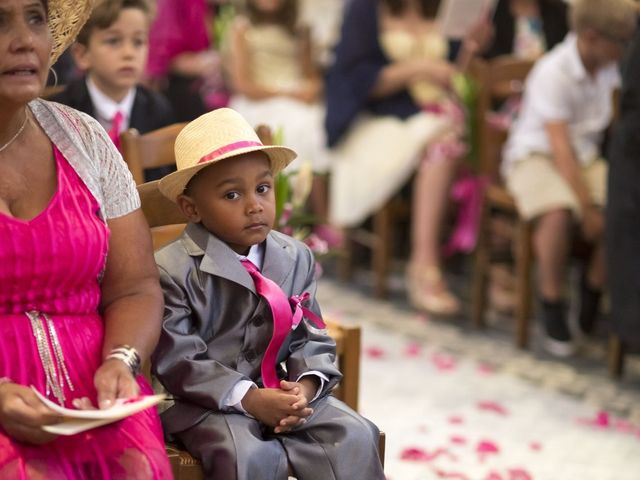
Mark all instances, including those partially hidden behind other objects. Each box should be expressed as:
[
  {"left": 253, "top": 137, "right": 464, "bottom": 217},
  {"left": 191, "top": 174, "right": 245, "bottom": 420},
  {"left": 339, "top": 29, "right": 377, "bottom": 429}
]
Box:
[
  {"left": 183, "top": 222, "right": 296, "bottom": 290},
  {"left": 85, "top": 76, "right": 136, "bottom": 126},
  {"left": 235, "top": 243, "right": 265, "bottom": 271}
]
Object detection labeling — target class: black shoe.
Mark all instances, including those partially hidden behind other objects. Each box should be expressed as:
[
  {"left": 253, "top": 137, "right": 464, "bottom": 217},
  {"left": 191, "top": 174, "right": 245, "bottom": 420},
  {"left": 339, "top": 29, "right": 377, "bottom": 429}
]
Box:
[{"left": 541, "top": 299, "right": 575, "bottom": 357}]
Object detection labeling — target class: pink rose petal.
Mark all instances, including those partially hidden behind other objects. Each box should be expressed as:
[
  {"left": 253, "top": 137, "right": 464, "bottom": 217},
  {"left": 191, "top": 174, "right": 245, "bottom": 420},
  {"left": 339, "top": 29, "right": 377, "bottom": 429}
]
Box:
[
  {"left": 614, "top": 419, "right": 636, "bottom": 434},
  {"left": 431, "top": 352, "right": 457, "bottom": 371},
  {"left": 529, "top": 442, "right": 542, "bottom": 452},
  {"left": 485, "top": 472, "right": 504, "bottom": 480},
  {"left": 400, "top": 446, "right": 452, "bottom": 463},
  {"left": 477, "top": 401, "right": 509, "bottom": 416},
  {"left": 477, "top": 363, "right": 496, "bottom": 375},
  {"left": 450, "top": 435, "right": 467, "bottom": 445},
  {"left": 577, "top": 410, "right": 611, "bottom": 429},
  {"left": 364, "top": 346, "right": 385, "bottom": 359},
  {"left": 508, "top": 468, "right": 533, "bottom": 480},
  {"left": 448, "top": 415, "right": 464, "bottom": 425},
  {"left": 476, "top": 440, "right": 500, "bottom": 461},
  {"left": 404, "top": 342, "right": 422, "bottom": 357}
]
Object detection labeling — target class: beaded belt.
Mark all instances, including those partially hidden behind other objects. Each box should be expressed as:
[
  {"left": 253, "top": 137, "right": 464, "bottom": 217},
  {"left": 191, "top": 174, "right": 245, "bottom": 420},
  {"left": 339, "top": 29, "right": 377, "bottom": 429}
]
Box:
[{"left": 25, "top": 310, "right": 74, "bottom": 405}]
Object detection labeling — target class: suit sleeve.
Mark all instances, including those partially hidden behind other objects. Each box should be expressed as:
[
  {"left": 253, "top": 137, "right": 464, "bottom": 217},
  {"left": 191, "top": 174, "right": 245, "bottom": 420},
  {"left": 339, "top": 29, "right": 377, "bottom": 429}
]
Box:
[
  {"left": 152, "top": 264, "right": 252, "bottom": 412},
  {"left": 285, "top": 245, "right": 342, "bottom": 397}
]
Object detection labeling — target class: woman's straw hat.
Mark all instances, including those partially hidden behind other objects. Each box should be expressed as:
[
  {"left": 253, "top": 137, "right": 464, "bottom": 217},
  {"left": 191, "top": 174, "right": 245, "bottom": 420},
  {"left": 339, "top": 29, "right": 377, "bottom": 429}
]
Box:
[
  {"left": 158, "top": 108, "right": 297, "bottom": 202},
  {"left": 48, "top": 0, "right": 95, "bottom": 64}
]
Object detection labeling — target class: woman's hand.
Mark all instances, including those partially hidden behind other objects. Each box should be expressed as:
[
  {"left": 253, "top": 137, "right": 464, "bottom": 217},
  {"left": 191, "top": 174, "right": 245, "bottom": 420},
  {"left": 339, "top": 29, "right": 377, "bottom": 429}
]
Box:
[
  {"left": 94, "top": 359, "right": 140, "bottom": 410},
  {"left": 417, "top": 59, "right": 458, "bottom": 90},
  {"left": 0, "top": 383, "right": 62, "bottom": 445}
]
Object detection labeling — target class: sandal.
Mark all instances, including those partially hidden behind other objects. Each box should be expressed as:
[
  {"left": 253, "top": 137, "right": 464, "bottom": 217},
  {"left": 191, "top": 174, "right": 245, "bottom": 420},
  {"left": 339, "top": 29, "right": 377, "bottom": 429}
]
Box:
[{"left": 406, "top": 264, "right": 461, "bottom": 316}]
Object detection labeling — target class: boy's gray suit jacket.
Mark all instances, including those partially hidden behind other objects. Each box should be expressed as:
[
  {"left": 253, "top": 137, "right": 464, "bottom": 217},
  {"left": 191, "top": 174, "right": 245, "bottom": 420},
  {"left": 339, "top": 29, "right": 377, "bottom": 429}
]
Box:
[{"left": 152, "top": 222, "right": 342, "bottom": 435}]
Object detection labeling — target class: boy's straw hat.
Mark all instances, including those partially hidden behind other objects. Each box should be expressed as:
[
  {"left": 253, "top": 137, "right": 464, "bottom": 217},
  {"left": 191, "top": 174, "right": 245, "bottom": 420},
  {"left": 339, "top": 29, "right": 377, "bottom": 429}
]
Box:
[
  {"left": 48, "top": 0, "right": 95, "bottom": 64},
  {"left": 158, "top": 108, "right": 297, "bottom": 202}
]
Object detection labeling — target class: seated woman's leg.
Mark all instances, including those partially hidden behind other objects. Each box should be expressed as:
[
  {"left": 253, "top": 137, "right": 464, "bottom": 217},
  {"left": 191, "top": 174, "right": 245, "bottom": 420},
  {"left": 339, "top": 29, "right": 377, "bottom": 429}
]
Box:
[{"left": 407, "top": 138, "right": 462, "bottom": 315}]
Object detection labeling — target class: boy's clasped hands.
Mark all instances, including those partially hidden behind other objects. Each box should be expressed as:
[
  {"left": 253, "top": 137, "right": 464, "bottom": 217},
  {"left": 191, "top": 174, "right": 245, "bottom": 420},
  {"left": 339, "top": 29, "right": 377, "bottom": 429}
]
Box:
[{"left": 241, "top": 377, "right": 319, "bottom": 434}]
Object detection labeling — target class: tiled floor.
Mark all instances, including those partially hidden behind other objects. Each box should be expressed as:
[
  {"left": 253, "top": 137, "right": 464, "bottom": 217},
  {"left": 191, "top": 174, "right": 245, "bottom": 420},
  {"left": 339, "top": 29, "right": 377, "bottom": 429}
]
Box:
[{"left": 316, "top": 270, "right": 640, "bottom": 480}]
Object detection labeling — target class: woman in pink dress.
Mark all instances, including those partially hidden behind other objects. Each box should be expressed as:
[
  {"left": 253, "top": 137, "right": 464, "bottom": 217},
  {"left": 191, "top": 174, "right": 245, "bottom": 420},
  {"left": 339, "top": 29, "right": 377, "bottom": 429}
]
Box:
[{"left": 0, "top": 0, "right": 172, "bottom": 478}]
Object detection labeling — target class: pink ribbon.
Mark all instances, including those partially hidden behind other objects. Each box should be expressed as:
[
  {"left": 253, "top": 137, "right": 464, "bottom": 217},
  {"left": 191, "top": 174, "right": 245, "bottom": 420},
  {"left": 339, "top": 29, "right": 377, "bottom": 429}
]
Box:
[
  {"left": 198, "top": 141, "right": 262, "bottom": 164},
  {"left": 442, "top": 172, "right": 488, "bottom": 257},
  {"left": 289, "top": 292, "right": 326, "bottom": 330}
]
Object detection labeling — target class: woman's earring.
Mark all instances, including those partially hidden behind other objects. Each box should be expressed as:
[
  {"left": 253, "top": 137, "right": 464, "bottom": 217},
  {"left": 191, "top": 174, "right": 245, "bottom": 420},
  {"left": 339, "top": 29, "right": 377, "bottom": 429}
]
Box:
[{"left": 48, "top": 67, "right": 59, "bottom": 87}]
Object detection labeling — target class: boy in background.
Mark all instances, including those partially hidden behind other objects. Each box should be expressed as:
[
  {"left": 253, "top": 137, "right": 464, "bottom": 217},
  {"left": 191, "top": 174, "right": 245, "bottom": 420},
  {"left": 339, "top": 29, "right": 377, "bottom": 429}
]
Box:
[
  {"left": 502, "top": 0, "right": 637, "bottom": 356},
  {"left": 53, "top": 0, "right": 174, "bottom": 180}
]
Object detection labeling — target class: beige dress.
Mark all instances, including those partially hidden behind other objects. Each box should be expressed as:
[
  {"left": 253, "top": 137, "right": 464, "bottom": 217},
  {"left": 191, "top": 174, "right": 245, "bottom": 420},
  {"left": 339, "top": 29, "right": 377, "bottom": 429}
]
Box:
[
  {"left": 329, "top": 30, "right": 453, "bottom": 227},
  {"left": 229, "top": 22, "right": 330, "bottom": 173}
]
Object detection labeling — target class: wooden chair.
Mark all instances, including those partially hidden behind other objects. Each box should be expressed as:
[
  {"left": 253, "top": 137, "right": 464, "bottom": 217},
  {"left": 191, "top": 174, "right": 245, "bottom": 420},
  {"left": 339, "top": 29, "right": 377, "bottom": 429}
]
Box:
[
  {"left": 469, "top": 56, "right": 535, "bottom": 348},
  {"left": 120, "top": 123, "right": 188, "bottom": 184},
  {"left": 339, "top": 193, "right": 410, "bottom": 298},
  {"left": 120, "top": 123, "right": 188, "bottom": 249}
]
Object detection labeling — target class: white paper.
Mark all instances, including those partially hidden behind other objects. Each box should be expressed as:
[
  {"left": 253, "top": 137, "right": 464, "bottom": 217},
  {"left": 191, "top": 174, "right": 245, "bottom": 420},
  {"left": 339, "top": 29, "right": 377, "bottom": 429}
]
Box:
[
  {"left": 32, "top": 387, "right": 165, "bottom": 435},
  {"left": 437, "top": 0, "right": 498, "bottom": 39}
]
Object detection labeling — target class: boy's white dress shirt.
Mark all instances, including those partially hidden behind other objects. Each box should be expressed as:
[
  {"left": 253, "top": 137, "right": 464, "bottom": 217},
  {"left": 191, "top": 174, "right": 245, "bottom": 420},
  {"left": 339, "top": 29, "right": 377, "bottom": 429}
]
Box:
[{"left": 503, "top": 33, "right": 621, "bottom": 174}]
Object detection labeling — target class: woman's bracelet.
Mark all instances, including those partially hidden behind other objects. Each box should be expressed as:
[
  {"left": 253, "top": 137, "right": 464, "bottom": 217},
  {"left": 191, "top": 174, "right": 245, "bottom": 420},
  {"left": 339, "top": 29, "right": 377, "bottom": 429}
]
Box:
[{"left": 105, "top": 345, "right": 141, "bottom": 377}]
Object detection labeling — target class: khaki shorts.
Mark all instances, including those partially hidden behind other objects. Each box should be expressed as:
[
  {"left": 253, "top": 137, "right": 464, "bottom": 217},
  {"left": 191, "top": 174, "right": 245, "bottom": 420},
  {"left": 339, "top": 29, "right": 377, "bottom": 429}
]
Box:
[{"left": 505, "top": 154, "right": 607, "bottom": 221}]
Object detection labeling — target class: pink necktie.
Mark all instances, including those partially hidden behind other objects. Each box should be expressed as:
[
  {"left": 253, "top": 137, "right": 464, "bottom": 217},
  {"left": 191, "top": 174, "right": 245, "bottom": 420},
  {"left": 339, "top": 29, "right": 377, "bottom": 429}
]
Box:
[
  {"left": 108, "top": 111, "right": 123, "bottom": 152},
  {"left": 241, "top": 259, "right": 294, "bottom": 388}
]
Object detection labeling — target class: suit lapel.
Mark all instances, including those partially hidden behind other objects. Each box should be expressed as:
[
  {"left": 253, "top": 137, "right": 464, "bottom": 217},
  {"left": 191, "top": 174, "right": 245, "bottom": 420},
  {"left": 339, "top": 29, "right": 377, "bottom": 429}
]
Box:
[
  {"left": 183, "top": 224, "right": 297, "bottom": 295},
  {"left": 129, "top": 86, "right": 148, "bottom": 133},
  {"left": 183, "top": 223, "right": 256, "bottom": 293},
  {"left": 262, "top": 232, "right": 296, "bottom": 290}
]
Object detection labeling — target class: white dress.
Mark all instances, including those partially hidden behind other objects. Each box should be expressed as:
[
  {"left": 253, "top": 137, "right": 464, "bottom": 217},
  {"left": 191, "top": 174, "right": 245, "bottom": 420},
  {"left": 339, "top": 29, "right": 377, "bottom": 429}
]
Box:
[
  {"left": 328, "top": 30, "right": 454, "bottom": 227},
  {"left": 229, "top": 23, "right": 330, "bottom": 174}
]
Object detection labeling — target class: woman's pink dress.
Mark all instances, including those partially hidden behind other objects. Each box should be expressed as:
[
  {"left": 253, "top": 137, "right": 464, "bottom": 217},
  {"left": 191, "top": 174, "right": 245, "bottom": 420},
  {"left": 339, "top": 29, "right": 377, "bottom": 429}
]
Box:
[{"left": 0, "top": 147, "right": 172, "bottom": 479}]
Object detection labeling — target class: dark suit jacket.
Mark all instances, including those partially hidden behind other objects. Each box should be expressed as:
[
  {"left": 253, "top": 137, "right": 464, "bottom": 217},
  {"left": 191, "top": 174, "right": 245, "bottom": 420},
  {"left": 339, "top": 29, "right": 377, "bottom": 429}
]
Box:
[
  {"left": 51, "top": 77, "right": 174, "bottom": 135},
  {"left": 606, "top": 24, "right": 640, "bottom": 346},
  {"left": 152, "top": 223, "right": 342, "bottom": 435},
  {"left": 52, "top": 77, "right": 175, "bottom": 180},
  {"left": 484, "top": 0, "right": 568, "bottom": 59}
]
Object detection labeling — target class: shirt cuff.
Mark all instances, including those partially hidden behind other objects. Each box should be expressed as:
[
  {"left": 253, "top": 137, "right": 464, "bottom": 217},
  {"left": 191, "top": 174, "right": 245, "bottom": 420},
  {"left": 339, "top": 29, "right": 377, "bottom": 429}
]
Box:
[
  {"left": 224, "top": 380, "right": 257, "bottom": 414},
  {"left": 297, "top": 371, "right": 329, "bottom": 402}
]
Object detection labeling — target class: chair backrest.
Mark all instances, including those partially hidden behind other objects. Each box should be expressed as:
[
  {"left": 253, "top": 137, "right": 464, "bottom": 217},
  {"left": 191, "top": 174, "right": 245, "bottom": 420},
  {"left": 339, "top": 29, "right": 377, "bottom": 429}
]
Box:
[
  {"left": 137, "top": 180, "right": 187, "bottom": 250},
  {"left": 120, "top": 122, "right": 188, "bottom": 184},
  {"left": 471, "top": 56, "right": 535, "bottom": 180}
]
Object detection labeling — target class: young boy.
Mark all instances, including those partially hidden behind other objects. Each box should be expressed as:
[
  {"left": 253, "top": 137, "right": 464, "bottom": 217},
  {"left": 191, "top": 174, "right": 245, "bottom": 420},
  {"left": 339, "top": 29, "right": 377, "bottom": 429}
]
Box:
[
  {"left": 52, "top": 0, "right": 174, "bottom": 180},
  {"left": 151, "top": 108, "right": 385, "bottom": 479},
  {"left": 502, "top": 0, "right": 637, "bottom": 356}
]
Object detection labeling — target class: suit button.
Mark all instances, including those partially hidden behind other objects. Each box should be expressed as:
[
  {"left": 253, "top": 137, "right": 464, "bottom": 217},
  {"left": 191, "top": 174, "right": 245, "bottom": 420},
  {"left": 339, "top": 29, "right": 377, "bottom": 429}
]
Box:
[
  {"left": 252, "top": 316, "right": 264, "bottom": 327},
  {"left": 245, "top": 349, "right": 257, "bottom": 362}
]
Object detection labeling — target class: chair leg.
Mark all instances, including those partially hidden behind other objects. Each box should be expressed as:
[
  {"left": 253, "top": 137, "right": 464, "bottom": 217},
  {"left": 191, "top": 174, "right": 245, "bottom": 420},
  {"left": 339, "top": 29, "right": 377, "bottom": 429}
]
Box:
[
  {"left": 372, "top": 203, "right": 392, "bottom": 298},
  {"left": 337, "top": 229, "right": 355, "bottom": 283},
  {"left": 514, "top": 220, "right": 533, "bottom": 349},
  {"left": 471, "top": 201, "right": 490, "bottom": 328},
  {"left": 608, "top": 333, "right": 625, "bottom": 378},
  {"left": 339, "top": 325, "right": 361, "bottom": 412}
]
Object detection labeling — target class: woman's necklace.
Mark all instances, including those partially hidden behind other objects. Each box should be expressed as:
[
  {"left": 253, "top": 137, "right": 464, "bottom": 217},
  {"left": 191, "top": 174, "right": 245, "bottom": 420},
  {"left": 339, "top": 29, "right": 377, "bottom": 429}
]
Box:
[{"left": 0, "top": 110, "right": 29, "bottom": 154}]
